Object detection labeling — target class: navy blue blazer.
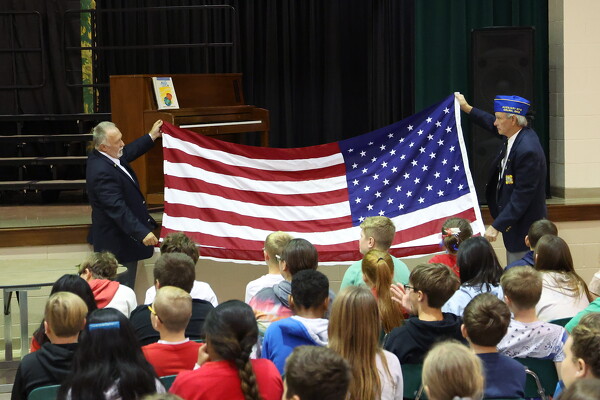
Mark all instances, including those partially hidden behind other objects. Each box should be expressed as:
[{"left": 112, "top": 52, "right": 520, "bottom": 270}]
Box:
[
  {"left": 470, "top": 107, "right": 547, "bottom": 252},
  {"left": 86, "top": 134, "right": 158, "bottom": 263}
]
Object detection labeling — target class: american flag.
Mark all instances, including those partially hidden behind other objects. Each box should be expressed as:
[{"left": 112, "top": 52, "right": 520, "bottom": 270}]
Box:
[{"left": 160, "top": 94, "right": 484, "bottom": 263}]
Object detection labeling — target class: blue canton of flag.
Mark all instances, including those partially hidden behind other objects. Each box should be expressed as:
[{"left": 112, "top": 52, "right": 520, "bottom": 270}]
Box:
[{"left": 339, "top": 95, "right": 470, "bottom": 226}]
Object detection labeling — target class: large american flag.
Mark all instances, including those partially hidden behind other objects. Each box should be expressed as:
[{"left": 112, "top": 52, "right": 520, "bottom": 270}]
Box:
[{"left": 160, "top": 94, "right": 484, "bottom": 263}]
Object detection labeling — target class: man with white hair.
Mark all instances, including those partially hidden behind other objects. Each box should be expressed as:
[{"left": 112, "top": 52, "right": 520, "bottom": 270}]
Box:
[
  {"left": 86, "top": 119, "right": 163, "bottom": 288},
  {"left": 455, "top": 93, "right": 546, "bottom": 264}
]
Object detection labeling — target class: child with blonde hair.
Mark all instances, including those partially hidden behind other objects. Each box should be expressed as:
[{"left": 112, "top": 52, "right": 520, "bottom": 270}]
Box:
[
  {"left": 142, "top": 286, "right": 201, "bottom": 376},
  {"left": 422, "top": 340, "right": 484, "bottom": 400},
  {"left": 362, "top": 249, "right": 404, "bottom": 334},
  {"left": 428, "top": 218, "right": 473, "bottom": 277}
]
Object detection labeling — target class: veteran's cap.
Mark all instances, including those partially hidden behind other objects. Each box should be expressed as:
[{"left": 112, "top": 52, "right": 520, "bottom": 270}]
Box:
[{"left": 493, "top": 95, "right": 530, "bottom": 116}]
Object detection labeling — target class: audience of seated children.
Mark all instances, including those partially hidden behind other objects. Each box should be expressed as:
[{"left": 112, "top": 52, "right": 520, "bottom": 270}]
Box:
[
  {"left": 262, "top": 270, "right": 329, "bottom": 374},
  {"left": 283, "top": 346, "right": 351, "bottom": 400},
  {"left": 329, "top": 286, "right": 403, "bottom": 400},
  {"left": 442, "top": 237, "right": 504, "bottom": 316},
  {"left": 557, "top": 313, "right": 600, "bottom": 396},
  {"left": 505, "top": 218, "right": 558, "bottom": 270},
  {"left": 141, "top": 286, "right": 201, "bottom": 376},
  {"left": 340, "top": 216, "right": 410, "bottom": 289},
  {"left": 249, "top": 238, "right": 320, "bottom": 337},
  {"left": 497, "top": 266, "right": 568, "bottom": 369},
  {"left": 77, "top": 251, "right": 137, "bottom": 317},
  {"left": 12, "top": 292, "right": 87, "bottom": 400},
  {"left": 58, "top": 308, "right": 165, "bottom": 400},
  {"left": 245, "top": 231, "right": 292, "bottom": 302},
  {"left": 462, "top": 293, "right": 526, "bottom": 399},
  {"left": 169, "top": 300, "right": 283, "bottom": 400},
  {"left": 144, "top": 232, "right": 218, "bottom": 306},
  {"left": 30, "top": 274, "right": 97, "bottom": 352},
  {"left": 534, "top": 235, "right": 591, "bottom": 321},
  {"left": 384, "top": 263, "right": 463, "bottom": 364},
  {"left": 428, "top": 217, "right": 473, "bottom": 276},
  {"left": 361, "top": 249, "right": 404, "bottom": 334},
  {"left": 421, "top": 340, "right": 484, "bottom": 400},
  {"left": 130, "top": 253, "right": 214, "bottom": 346},
  {"left": 559, "top": 378, "right": 600, "bottom": 400}
]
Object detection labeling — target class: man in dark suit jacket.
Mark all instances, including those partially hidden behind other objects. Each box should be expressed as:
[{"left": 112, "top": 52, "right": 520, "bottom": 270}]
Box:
[
  {"left": 86, "top": 119, "right": 163, "bottom": 288},
  {"left": 455, "top": 93, "right": 546, "bottom": 264}
]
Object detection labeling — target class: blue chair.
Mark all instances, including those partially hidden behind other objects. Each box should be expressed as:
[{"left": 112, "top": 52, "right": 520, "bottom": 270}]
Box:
[
  {"left": 515, "top": 357, "right": 559, "bottom": 400},
  {"left": 159, "top": 374, "right": 178, "bottom": 391},
  {"left": 28, "top": 384, "right": 60, "bottom": 400},
  {"left": 401, "top": 363, "right": 424, "bottom": 399}
]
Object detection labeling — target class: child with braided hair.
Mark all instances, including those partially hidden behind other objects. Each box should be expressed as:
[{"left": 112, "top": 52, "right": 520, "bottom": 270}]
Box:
[
  {"left": 169, "top": 300, "right": 283, "bottom": 400},
  {"left": 428, "top": 218, "right": 473, "bottom": 277}
]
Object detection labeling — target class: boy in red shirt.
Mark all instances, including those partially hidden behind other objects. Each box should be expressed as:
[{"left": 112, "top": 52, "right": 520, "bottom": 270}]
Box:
[{"left": 142, "top": 286, "right": 201, "bottom": 376}]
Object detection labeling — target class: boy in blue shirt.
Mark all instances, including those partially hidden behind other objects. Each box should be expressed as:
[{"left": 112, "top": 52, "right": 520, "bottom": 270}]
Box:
[
  {"left": 262, "top": 270, "right": 329, "bottom": 374},
  {"left": 462, "top": 293, "right": 526, "bottom": 399}
]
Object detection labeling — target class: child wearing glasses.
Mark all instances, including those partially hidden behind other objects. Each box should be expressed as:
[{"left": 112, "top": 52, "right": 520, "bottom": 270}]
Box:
[
  {"left": 142, "top": 286, "right": 202, "bottom": 376},
  {"left": 384, "top": 263, "right": 464, "bottom": 364}
]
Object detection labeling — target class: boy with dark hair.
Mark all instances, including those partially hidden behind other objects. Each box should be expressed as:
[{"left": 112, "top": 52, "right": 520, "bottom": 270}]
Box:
[
  {"left": 505, "top": 218, "right": 558, "bottom": 270},
  {"left": 340, "top": 216, "right": 410, "bottom": 289},
  {"left": 12, "top": 292, "right": 87, "bottom": 400},
  {"left": 130, "top": 253, "right": 214, "bottom": 345},
  {"left": 262, "top": 270, "right": 330, "bottom": 374},
  {"left": 284, "top": 346, "right": 351, "bottom": 400},
  {"left": 384, "top": 263, "right": 464, "bottom": 364},
  {"left": 142, "top": 286, "right": 201, "bottom": 376},
  {"left": 462, "top": 293, "right": 526, "bottom": 399},
  {"left": 498, "top": 267, "right": 567, "bottom": 369},
  {"left": 144, "top": 232, "right": 218, "bottom": 306},
  {"left": 245, "top": 231, "right": 293, "bottom": 302}
]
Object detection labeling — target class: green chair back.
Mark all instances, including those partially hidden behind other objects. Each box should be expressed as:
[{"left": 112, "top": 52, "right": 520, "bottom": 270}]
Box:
[
  {"left": 515, "top": 357, "right": 559, "bottom": 400},
  {"left": 401, "top": 363, "right": 423, "bottom": 399},
  {"left": 159, "top": 374, "right": 178, "bottom": 391},
  {"left": 28, "top": 384, "right": 60, "bottom": 400},
  {"left": 549, "top": 317, "right": 572, "bottom": 327}
]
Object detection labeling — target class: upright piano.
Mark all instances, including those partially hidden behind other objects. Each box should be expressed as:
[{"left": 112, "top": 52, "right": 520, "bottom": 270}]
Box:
[{"left": 110, "top": 73, "right": 269, "bottom": 205}]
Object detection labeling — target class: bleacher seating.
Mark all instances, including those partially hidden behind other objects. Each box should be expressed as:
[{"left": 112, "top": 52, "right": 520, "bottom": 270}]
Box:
[{"left": 0, "top": 113, "right": 109, "bottom": 202}]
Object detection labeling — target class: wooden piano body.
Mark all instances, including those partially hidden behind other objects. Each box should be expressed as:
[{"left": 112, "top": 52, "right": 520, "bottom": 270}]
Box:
[{"left": 110, "top": 73, "right": 269, "bottom": 204}]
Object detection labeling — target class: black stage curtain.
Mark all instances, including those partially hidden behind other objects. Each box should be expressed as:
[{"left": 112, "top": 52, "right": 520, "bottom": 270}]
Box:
[
  {"left": 95, "top": 0, "right": 414, "bottom": 148},
  {"left": 0, "top": 0, "right": 82, "bottom": 115}
]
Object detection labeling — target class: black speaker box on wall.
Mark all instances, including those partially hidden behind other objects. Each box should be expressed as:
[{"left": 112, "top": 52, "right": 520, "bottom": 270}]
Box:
[{"left": 470, "top": 26, "right": 535, "bottom": 203}]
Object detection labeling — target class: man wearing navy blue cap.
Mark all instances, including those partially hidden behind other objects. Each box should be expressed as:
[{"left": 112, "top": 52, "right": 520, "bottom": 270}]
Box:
[{"left": 455, "top": 93, "right": 546, "bottom": 264}]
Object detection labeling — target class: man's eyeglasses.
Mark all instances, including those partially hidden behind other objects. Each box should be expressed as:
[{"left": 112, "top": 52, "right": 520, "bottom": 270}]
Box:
[
  {"left": 404, "top": 284, "right": 417, "bottom": 292},
  {"left": 148, "top": 304, "right": 163, "bottom": 323}
]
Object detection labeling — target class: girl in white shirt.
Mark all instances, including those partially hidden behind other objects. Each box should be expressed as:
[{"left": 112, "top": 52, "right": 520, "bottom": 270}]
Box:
[{"left": 534, "top": 234, "right": 591, "bottom": 321}]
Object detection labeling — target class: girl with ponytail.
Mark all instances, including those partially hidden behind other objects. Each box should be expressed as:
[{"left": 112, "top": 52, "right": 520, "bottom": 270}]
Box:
[
  {"left": 362, "top": 249, "right": 405, "bottom": 334},
  {"left": 169, "top": 300, "right": 282, "bottom": 400}
]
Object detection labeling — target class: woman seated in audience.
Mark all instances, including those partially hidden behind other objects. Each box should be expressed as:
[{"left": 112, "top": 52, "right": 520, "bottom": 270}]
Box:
[
  {"left": 442, "top": 236, "right": 503, "bottom": 316},
  {"left": 362, "top": 249, "right": 404, "bottom": 335},
  {"left": 422, "top": 340, "right": 484, "bottom": 400},
  {"left": 169, "top": 300, "right": 283, "bottom": 400},
  {"left": 534, "top": 235, "right": 591, "bottom": 321},
  {"left": 328, "top": 286, "right": 403, "bottom": 400},
  {"left": 58, "top": 308, "right": 164, "bottom": 400},
  {"left": 428, "top": 218, "right": 473, "bottom": 277},
  {"left": 30, "top": 274, "right": 98, "bottom": 352}
]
